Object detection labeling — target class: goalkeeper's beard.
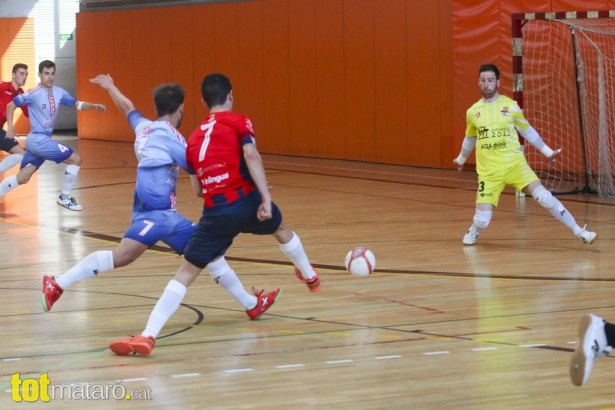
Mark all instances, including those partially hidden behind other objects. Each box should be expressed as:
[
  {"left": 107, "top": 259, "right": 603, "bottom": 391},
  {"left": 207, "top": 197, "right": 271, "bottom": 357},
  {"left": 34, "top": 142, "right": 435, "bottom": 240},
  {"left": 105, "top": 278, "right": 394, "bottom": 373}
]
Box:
[{"left": 481, "top": 89, "right": 497, "bottom": 99}]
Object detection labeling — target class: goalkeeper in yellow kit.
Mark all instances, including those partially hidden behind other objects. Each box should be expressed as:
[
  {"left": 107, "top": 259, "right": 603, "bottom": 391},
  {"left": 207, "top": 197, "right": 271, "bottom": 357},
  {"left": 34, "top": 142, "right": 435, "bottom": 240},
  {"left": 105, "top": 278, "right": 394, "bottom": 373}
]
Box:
[{"left": 453, "top": 64, "right": 596, "bottom": 245}]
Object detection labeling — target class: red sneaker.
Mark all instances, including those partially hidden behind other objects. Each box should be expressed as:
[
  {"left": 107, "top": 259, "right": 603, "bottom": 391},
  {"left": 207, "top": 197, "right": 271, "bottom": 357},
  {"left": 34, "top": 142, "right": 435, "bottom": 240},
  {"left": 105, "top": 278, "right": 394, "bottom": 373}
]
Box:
[
  {"left": 246, "top": 287, "right": 281, "bottom": 320},
  {"left": 109, "top": 335, "right": 156, "bottom": 356},
  {"left": 42, "top": 276, "right": 63, "bottom": 312},
  {"left": 294, "top": 267, "right": 321, "bottom": 293}
]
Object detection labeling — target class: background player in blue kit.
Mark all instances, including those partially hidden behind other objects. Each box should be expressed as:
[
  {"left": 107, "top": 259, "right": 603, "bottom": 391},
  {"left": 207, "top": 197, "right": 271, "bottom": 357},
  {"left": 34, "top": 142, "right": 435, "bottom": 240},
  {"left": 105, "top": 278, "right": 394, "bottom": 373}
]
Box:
[
  {"left": 1, "top": 60, "right": 106, "bottom": 210},
  {"left": 41, "top": 73, "right": 195, "bottom": 312}
]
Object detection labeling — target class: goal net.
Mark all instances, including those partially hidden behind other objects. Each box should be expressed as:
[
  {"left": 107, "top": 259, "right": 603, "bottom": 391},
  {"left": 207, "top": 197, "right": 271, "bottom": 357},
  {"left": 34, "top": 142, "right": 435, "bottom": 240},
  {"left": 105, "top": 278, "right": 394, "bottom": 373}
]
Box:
[{"left": 512, "top": 11, "right": 615, "bottom": 196}]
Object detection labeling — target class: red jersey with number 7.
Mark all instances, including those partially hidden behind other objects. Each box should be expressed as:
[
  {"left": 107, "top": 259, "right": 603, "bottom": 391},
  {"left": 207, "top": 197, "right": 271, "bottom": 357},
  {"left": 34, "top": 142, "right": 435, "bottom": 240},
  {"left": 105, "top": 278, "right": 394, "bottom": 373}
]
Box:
[{"left": 186, "top": 111, "right": 256, "bottom": 208}]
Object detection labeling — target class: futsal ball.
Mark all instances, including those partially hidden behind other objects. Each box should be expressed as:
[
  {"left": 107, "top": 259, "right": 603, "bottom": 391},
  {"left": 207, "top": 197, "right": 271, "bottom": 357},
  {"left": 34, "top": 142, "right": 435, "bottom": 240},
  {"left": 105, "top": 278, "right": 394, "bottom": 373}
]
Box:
[{"left": 345, "top": 247, "right": 376, "bottom": 277}]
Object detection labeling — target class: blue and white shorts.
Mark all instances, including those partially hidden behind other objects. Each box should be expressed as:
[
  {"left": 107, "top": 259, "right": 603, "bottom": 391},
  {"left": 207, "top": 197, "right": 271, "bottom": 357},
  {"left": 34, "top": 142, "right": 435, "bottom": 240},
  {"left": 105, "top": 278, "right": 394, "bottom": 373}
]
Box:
[{"left": 124, "top": 209, "right": 196, "bottom": 254}]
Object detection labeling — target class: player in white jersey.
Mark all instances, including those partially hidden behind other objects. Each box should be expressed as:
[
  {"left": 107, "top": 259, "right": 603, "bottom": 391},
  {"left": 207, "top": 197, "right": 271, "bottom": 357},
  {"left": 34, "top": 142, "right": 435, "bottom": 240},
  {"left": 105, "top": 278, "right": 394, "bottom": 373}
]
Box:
[
  {"left": 1, "top": 60, "right": 106, "bottom": 211},
  {"left": 453, "top": 64, "right": 596, "bottom": 245},
  {"left": 41, "top": 74, "right": 196, "bottom": 312}
]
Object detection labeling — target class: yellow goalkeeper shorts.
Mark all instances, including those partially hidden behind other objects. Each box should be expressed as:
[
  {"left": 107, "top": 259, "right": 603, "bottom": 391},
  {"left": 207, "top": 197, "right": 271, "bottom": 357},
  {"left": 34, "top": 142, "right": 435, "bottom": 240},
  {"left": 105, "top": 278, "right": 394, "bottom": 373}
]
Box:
[{"left": 475, "top": 160, "right": 539, "bottom": 207}]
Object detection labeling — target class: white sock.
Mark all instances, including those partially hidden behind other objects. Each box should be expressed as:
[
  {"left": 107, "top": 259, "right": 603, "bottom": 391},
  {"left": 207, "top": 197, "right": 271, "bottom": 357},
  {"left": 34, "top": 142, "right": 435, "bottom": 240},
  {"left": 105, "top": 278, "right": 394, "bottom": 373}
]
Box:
[
  {"left": 61, "top": 164, "right": 80, "bottom": 197},
  {"left": 209, "top": 257, "right": 256, "bottom": 309},
  {"left": 0, "top": 154, "right": 23, "bottom": 173},
  {"left": 55, "top": 250, "right": 114, "bottom": 289},
  {"left": 547, "top": 199, "right": 583, "bottom": 235},
  {"left": 470, "top": 210, "right": 492, "bottom": 234},
  {"left": 278, "top": 232, "right": 314, "bottom": 280},
  {"left": 142, "top": 279, "right": 187, "bottom": 338},
  {"left": 0, "top": 174, "right": 18, "bottom": 196}
]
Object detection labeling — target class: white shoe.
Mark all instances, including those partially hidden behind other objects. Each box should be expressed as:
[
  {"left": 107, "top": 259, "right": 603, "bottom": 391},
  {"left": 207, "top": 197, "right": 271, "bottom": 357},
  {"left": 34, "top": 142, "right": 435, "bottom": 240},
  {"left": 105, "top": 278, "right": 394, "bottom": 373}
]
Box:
[
  {"left": 570, "top": 314, "right": 611, "bottom": 386},
  {"left": 57, "top": 195, "right": 83, "bottom": 211},
  {"left": 462, "top": 226, "right": 479, "bottom": 246},
  {"left": 577, "top": 225, "right": 597, "bottom": 244}
]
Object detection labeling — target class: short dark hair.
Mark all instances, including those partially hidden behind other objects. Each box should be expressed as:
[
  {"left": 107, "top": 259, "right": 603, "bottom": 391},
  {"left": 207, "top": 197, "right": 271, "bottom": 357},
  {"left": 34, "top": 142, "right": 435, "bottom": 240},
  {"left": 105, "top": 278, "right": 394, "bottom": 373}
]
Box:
[
  {"left": 38, "top": 60, "right": 55, "bottom": 73},
  {"left": 153, "top": 83, "right": 185, "bottom": 117},
  {"left": 12, "top": 63, "right": 27, "bottom": 73},
  {"left": 479, "top": 64, "right": 499, "bottom": 80},
  {"left": 201, "top": 73, "right": 232, "bottom": 108}
]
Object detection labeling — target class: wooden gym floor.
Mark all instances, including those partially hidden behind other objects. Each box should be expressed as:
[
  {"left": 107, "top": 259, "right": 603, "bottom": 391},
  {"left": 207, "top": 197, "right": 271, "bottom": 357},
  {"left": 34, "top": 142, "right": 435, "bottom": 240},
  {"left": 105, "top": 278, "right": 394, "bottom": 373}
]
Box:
[{"left": 1, "top": 136, "right": 614, "bottom": 409}]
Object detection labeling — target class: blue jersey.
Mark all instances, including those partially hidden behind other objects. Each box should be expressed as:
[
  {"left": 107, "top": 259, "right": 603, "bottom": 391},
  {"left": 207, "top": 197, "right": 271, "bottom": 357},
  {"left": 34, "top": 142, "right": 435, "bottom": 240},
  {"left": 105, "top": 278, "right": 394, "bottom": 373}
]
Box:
[
  {"left": 13, "top": 85, "right": 77, "bottom": 136},
  {"left": 128, "top": 110, "right": 192, "bottom": 211}
]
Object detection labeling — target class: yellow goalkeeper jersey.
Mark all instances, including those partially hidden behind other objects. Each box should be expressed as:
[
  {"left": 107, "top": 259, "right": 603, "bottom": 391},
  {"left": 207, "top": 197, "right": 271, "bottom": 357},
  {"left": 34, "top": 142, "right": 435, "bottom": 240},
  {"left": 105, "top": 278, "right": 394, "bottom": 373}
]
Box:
[{"left": 465, "top": 95, "right": 530, "bottom": 176}]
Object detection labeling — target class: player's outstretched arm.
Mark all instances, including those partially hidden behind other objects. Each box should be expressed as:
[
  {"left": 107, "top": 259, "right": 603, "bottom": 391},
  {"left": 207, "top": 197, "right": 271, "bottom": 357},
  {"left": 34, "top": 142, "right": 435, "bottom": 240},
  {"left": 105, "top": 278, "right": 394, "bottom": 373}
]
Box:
[
  {"left": 75, "top": 101, "right": 106, "bottom": 112},
  {"left": 519, "top": 126, "right": 561, "bottom": 161},
  {"left": 453, "top": 158, "right": 464, "bottom": 171},
  {"left": 454, "top": 136, "right": 476, "bottom": 171},
  {"left": 547, "top": 148, "right": 562, "bottom": 162},
  {"left": 189, "top": 175, "right": 202, "bottom": 198},
  {"left": 5, "top": 102, "right": 17, "bottom": 139},
  {"left": 89, "top": 74, "right": 134, "bottom": 117},
  {"left": 243, "top": 143, "right": 272, "bottom": 221}
]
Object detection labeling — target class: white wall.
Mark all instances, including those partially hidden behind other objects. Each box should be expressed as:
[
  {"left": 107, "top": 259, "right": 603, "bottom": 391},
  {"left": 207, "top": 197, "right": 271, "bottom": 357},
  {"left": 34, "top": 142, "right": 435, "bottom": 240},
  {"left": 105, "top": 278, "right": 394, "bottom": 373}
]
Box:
[
  {"left": 36, "top": 0, "right": 79, "bottom": 129},
  {"left": 0, "top": 0, "right": 37, "bottom": 17},
  {"left": 0, "top": 0, "right": 79, "bottom": 130}
]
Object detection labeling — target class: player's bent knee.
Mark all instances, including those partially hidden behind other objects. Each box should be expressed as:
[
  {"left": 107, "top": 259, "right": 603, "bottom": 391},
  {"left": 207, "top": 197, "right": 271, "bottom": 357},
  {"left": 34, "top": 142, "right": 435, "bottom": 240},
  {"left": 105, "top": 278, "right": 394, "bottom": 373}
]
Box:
[
  {"left": 273, "top": 224, "right": 292, "bottom": 244},
  {"left": 17, "top": 165, "right": 37, "bottom": 185},
  {"left": 17, "top": 174, "right": 31, "bottom": 185},
  {"left": 66, "top": 154, "right": 82, "bottom": 166},
  {"left": 10, "top": 145, "right": 25, "bottom": 155},
  {"left": 531, "top": 186, "right": 556, "bottom": 209},
  {"left": 207, "top": 257, "right": 232, "bottom": 283},
  {"left": 473, "top": 210, "right": 492, "bottom": 230},
  {"left": 113, "top": 254, "right": 136, "bottom": 268}
]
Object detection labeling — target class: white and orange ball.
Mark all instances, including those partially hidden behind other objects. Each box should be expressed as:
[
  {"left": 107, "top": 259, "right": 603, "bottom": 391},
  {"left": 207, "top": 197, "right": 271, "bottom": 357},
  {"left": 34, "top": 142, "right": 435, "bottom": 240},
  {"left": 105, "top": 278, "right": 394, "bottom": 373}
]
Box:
[{"left": 345, "top": 247, "right": 376, "bottom": 277}]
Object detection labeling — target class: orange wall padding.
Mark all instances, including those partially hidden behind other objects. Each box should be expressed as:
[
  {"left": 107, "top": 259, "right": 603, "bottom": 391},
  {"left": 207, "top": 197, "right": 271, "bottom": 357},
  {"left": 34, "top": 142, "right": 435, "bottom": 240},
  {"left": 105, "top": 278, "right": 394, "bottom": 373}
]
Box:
[
  {"left": 0, "top": 17, "right": 35, "bottom": 135},
  {"left": 76, "top": 0, "right": 454, "bottom": 168},
  {"left": 76, "top": 0, "right": 615, "bottom": 169}
]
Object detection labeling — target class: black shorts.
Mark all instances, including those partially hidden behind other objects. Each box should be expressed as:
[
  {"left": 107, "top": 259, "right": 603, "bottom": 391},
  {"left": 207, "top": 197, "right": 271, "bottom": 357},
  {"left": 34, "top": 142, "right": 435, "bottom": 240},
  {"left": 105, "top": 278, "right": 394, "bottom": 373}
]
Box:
[
  {"left": 184, "top": 189, "right": 283, "bottom": 269},
  {"left": 0, "top": 129, "right": 19, "bottom": 152}
]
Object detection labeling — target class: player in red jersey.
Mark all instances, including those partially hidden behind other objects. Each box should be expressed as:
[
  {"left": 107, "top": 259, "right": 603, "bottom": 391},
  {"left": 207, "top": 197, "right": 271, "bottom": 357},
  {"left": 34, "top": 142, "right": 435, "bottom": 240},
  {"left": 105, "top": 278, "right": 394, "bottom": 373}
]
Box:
[
  {"left": 108, "top": 73, "right": 320, "bottom": 355},
  {"left": 0, "top": 63, "right": 29, "bottom": 173}
]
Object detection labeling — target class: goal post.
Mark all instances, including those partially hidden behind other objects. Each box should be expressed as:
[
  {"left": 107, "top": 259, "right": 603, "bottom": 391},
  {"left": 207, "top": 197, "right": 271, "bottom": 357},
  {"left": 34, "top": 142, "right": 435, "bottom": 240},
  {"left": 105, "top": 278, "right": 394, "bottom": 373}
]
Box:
[{"left": 512, "top": 10, "right": 615, "bottom": 196}]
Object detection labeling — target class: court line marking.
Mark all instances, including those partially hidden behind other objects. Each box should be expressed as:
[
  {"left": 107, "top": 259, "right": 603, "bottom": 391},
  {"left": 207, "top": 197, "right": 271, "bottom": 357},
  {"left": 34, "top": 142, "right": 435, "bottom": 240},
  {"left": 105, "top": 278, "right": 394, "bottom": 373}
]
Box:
[
  {"left": 224, "top": 368, "right": 253, "bottom": 374},
  {"left": 326, "top": 359, "right": 353, "bottom": 364},
  {"left": 171, "top": 373, "right": 201, "bottom": 378},
  {"left": 374, "top": 355, "right": 402, "bottom": 360},
  {"left": 1, "top": 342, "right": 596, "bottom": 395}
]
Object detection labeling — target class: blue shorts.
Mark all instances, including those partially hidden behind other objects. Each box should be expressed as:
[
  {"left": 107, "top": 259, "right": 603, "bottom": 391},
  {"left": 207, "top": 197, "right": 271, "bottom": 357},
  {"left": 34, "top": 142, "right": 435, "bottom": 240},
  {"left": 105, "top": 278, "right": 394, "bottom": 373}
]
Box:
[
  {"left": 22, "top": 133, "right": 74, "bottom": 169},
  {"left": 124, "top": 210, "right": 196, "bottom": 254},
  {"left": 184, "top": 189, "right": 283, "bottom": 269},
  {"left": 0, "top": 129, "right": 19, "bottom": 152}
]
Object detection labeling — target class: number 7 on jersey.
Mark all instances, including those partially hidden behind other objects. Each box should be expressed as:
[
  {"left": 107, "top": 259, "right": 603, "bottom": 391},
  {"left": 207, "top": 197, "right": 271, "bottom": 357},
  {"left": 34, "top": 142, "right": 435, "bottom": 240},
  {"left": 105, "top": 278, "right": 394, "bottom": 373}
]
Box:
[{"left": 198, "top": 120, "right": 216, "bottom": 161}]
